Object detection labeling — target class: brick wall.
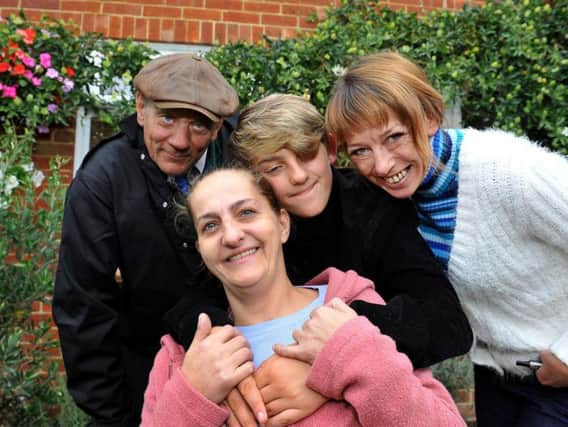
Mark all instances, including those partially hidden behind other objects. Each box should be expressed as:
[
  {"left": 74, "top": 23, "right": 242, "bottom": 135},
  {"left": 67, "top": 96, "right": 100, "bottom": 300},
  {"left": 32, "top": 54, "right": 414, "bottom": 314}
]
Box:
[{"left": 1, "top": 0, "right": 479, "bottom": 45}]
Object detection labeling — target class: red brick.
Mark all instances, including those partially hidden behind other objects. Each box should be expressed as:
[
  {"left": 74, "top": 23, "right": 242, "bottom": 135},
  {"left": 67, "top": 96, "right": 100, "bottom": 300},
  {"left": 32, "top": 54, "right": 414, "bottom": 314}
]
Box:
[
  {"left": 102, "top": 3, "right": 141, "bottom": 15},
  {"left": 60, "top": 11, "right": 82, "bottom": 24},
  {"left": 282, "top": 4, "right": 316, "bottom": 17},
  {"left": 134, "top": 17, "right": 148, "bottom": 39},
  {"left": 223, "top": 11, "right": 259, "bottom": 24},
  {"left": 227, "top": 22, "right": 240, "bottom": 42},
  {"left": 31, "top": 10, "right": 60, "bottom": 22},
  {"left": 176, "top": 19, "right": 190, "bottom": 42},
  {"left": 22, "top": 0, "right": 59, "bottom": 8},
  {"left": 59, "top": 0, "right": 96, "bottom": 12},
  {"left": 183, "top": 7, "right": 221, "bottom": 21},
  {"left": 201, "top": 21, "right": 213, "bottom": 44},
  {"left": 144, "top": 5, "right": 181, "bottom": 17},
  {"left": 206, "top": 0, "right": 242, "bottom": 10},
  {"left": 148, "top": 17, "right": 160, "bottom": 40},
  {"left": 123, "top": 0, "right": 164, "bottom": 4},
  {"left": 299, "top": 0, "right": 336, "bottom": 5},
  {"left": 282, "top": 27, "right": 300, "bottom": 38},
  {"left": 263, "top": 25, "right": 282, "bottom": 38},
  {"left": 33, "top": 142, "right": 75, "bottom": 157},
  {"left": 238, "top": 23, "right": 252, "bottom": 42},
  {"left": 214, "top": 22, "right": 226, "bottom": 44},
  {"left": 122, "top": 15, "right": 134, "bottom": 37},
  {"left": 168, "top": 0, "right": 203, "bottom": 4},
  {"left": 108, "top": 15, "right": 122, "bottom": 38},
  {"left": 94, "top": 13, "right": 109, "bottom": 34},
  {"left": 82, "top": 12, "right": 95, "bottom": 32},
  {"left": 244, "top": 1, "right": 279, "bottom": 13},
  {"left": 251, "top": 25, "right": 263, "bottom": 43},
  {"left": 301, "top": 18, "right": 318, "bottom": 29},
  {"left": 160, "top": 18, "right": 175, "bottom": 41},
  {"left": 0, "top": 0, "right": 19, "bottom": 7},
  {"left": 261, "top": 14, "right": 297, "bottom": 27}
]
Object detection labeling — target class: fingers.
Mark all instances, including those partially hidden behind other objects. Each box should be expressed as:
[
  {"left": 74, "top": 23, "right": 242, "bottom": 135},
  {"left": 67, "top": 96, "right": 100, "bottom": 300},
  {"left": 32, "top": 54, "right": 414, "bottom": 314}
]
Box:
[
  {"left": 226, "top": 387, "right": 258, "bottom": 427},
  {"left": 265, "top": 409, "right": 304, "bottom": 427},
  {"left": 272, "top": 342, "right": 309, "bottom": 363},
  {"left": 327, "top": 297, "right": 351, "bottom": 312},
  {"left": 225, "top": 404, "right": 243, "bottom": 427},
  {"left": 193, "top": 312, "right": 212, "bottom": 342},
  {"left": 238, "top": 376, "right": 267, "bottom": 425}
]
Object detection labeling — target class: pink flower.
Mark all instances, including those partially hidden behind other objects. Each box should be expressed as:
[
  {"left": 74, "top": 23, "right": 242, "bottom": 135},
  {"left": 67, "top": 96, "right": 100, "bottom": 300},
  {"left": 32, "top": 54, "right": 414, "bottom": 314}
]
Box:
[
  {"left": 24, "top": 69, "right": 33, "bottom": 79},
  {"left": 47, "top": 103, "right": 58, "bottom": 113},
  {"left": 37, "top": 124, "right": 50, "bottom": 134},
  {"left": 46, "top": 68, "right": 59, "bottom": 79},
  {"left": 62, "top": 78, "right": 74, "bottom": 93},
  {"left": 39, "top": 52, "right": 51, "bottom": 68},
  {"left": 31, "top": 77, "right": 42, "bottom": 87},
  {"left": 22, "top": 55, "right": 35, "bottom": 68},
  {"left": 3, "top": 85, "right": 18, "bottom": 98}
]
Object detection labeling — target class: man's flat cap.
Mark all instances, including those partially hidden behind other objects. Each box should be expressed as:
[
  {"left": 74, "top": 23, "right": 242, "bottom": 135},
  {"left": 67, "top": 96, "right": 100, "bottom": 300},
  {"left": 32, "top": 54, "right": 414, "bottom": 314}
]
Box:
[{"left": 133, "top": 53, "right": 239, "bottom": 122}]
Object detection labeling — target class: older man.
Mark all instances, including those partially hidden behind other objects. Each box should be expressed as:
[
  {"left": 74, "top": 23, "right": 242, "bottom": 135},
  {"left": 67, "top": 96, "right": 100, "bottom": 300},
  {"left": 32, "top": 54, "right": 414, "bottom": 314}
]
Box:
[{"left": 53, "top": 54, "right": 239, "bottom": 426}]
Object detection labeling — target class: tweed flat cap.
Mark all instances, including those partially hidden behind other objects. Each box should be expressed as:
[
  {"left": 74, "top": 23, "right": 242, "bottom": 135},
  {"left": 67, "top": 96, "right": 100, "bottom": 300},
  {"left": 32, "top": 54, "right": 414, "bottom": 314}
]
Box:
[{"left": 133, "top": 53, "right": 239, "bottom": 122}]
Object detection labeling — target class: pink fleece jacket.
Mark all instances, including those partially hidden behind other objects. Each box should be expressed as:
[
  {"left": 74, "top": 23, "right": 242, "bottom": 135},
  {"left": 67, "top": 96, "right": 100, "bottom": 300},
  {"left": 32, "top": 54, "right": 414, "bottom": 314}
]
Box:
[{"left": 141, "top": 268, "right": 465, "bottom": 427}]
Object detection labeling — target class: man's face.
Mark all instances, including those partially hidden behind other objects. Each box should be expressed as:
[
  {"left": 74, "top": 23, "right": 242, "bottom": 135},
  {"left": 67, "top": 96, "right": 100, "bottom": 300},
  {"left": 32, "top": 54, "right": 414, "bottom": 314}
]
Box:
[{"left": 136, "top": 94, "right": 222, "bottom": 176}]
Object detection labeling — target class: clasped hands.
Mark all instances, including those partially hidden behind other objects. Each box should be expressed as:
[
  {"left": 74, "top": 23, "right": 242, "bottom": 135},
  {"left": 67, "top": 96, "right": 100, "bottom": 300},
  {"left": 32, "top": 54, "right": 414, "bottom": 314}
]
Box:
[{"left": 181, "top": 298, "right": 357, "bottom": 427}]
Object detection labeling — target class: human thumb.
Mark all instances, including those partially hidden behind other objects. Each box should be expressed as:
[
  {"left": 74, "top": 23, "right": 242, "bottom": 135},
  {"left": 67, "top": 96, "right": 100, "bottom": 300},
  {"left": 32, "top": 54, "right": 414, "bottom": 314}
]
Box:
[{"left": 193, "top": 312, "right": 212, "bottom": 342}]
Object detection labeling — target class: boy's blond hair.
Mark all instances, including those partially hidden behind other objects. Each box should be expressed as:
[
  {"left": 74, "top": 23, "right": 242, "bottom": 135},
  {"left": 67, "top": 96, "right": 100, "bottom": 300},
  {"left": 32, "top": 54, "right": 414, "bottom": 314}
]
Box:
[{"left": 232, "top": 93, "right": 326, "bottom": 164}]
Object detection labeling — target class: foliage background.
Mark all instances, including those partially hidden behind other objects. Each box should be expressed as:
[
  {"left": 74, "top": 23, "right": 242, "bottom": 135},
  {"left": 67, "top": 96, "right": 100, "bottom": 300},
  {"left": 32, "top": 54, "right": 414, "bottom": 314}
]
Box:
[
  {"left": 207, "top": 0, "right": 568, "bottom": 153},
  {"left": 0, "top": 126, "right": 66, "bottom": 423}
]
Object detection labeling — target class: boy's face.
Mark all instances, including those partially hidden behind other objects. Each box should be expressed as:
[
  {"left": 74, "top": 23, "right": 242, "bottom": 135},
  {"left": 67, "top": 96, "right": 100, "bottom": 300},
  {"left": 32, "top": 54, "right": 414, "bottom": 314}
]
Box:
[{"left": 253, "top": 143, "right": 335, "bottom": 218}]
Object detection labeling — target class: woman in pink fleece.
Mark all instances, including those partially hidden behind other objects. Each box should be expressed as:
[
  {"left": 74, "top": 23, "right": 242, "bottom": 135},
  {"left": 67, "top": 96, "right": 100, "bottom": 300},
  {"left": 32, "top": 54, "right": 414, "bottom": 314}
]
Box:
[{"left": 141, "top": 167, "right": 464, "bottom": 427}]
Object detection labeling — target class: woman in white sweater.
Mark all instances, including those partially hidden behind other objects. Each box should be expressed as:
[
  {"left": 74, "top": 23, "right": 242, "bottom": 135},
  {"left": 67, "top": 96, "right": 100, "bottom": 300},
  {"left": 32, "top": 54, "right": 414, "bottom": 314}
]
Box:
[{"left": 323, "top": 51, "right": 568, "bottom": 426}]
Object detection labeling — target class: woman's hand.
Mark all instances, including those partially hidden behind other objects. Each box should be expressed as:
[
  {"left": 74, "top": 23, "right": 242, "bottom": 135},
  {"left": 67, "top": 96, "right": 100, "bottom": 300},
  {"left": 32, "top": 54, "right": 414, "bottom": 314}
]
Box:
[
  {"left": 181, "top": 313, "right": 255, "bottom": 403},
  {"left": 536, "top": 350, "right": 568, "bottom": 388},
  {"left": 273, "top": 298, "right": 357, "bottom": 364},
  {"left": 225, "top": 375, "right": 268, "bottom": 427},
  {"left": 255, "top": 355, "right": 327, "bottom": 427}
]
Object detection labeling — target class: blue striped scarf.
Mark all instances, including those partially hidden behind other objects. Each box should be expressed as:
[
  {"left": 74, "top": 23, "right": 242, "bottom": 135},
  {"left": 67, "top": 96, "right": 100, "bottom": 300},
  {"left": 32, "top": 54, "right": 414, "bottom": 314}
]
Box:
[{"left": 413, "top": 129, "right": 462, "bottom": 271}]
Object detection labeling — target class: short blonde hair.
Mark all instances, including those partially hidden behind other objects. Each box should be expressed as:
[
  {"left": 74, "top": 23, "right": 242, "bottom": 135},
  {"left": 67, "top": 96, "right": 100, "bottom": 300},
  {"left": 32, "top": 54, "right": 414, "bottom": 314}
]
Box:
[
  {"left": 232, "top": 94, "right": 326, "bottom": 164},
  {"left": 325, "top": 51, "right": 444, "bottom": 168}
]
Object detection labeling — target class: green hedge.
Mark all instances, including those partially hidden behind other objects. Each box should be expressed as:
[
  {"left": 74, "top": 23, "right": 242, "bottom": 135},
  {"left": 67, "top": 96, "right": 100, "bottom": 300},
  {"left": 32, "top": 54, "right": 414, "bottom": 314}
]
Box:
[{"left": 207, "top": 0, "right": 568, "bottom": 153}]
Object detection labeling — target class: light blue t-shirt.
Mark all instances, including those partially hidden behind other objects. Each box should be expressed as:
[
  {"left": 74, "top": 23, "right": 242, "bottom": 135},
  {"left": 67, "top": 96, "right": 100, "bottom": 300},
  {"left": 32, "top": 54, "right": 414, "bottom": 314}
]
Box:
[{"left": 236, "top": 285, "right": 328, "bottom": 368}]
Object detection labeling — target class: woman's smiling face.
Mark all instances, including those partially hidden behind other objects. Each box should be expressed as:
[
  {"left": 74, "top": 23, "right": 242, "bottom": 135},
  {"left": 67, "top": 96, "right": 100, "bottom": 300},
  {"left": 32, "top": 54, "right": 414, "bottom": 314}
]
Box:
[
  {"left": 346, "top": 113, "right": 430, "bottom": 199},
  {"left": 188, "top": 170, "right": 290, "bottom": 293}
]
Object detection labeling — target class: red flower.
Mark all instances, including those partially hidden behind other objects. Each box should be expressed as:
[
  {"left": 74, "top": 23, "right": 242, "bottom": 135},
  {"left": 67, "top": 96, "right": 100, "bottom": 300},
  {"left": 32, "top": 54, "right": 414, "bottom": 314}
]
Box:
[
  {"left": 65, "top": 67, "right": 75, "bottom": 78},
  {"left": 16, "top": 28, "right": 36, "bottom": 45},
  {"left": 0, "top": 62, "right": 10, "bottom": 73},
  {"left": 11, "top": 63, "right": 26, "bottom": 76}
]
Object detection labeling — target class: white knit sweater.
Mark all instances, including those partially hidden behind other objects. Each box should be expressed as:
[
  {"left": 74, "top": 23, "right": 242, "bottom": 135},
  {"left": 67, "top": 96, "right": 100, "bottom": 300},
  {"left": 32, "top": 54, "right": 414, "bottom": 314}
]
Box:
[{"left": 448, "top": 128, "right": 568, "bottom": 376}]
